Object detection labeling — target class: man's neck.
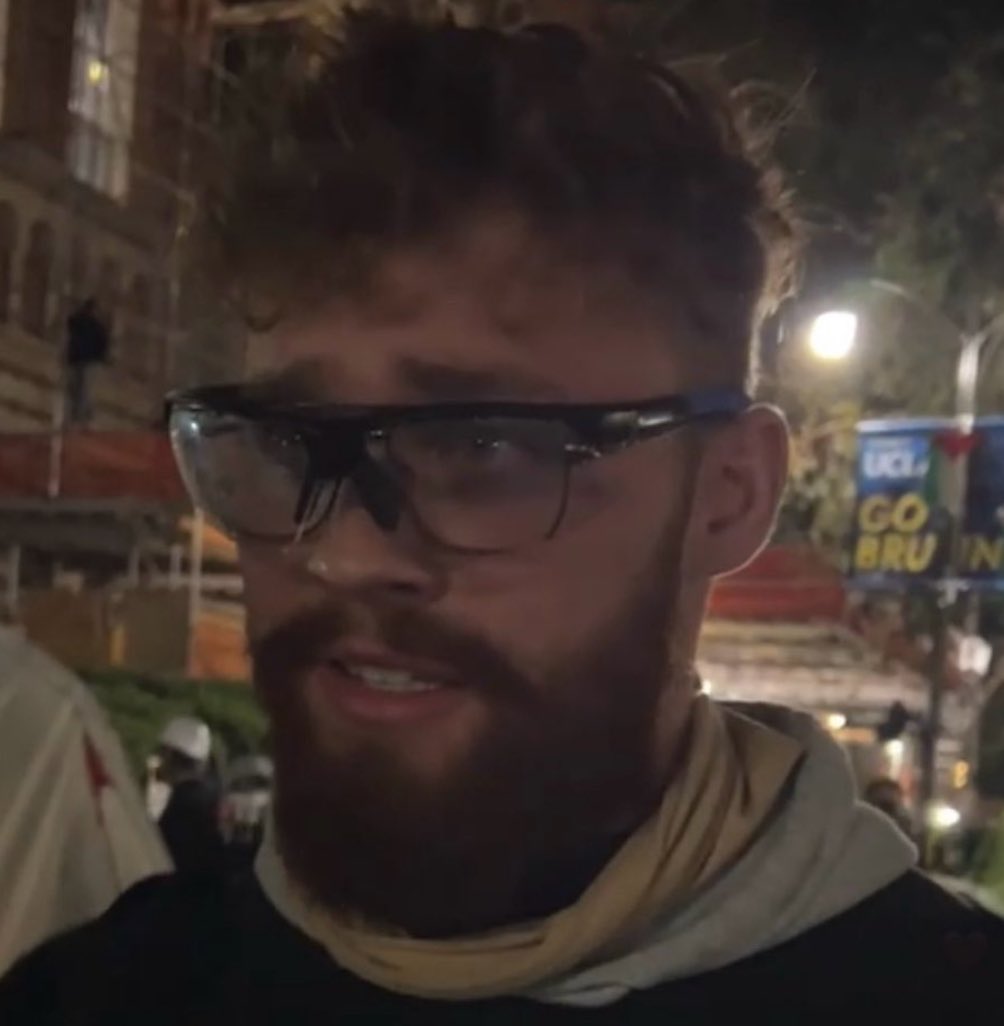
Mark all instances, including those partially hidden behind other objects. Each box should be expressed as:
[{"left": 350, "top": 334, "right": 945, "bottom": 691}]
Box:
[
  {"left": 410, "top": 821, "right": 648, "bottom": 940},
  {"left": 418, "top": 776, "right": 670, "bottom": 939},
  {"left": 511, "top": 827, "right": 639, "bottom": 925},
  {"left": 417, "top": 696, "right": 696, "bottom": 938}
]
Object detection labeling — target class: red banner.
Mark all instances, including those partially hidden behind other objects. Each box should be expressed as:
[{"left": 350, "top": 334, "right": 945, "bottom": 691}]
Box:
[{"left": 0, "top": 431, "right": 185, "bottom": 503}]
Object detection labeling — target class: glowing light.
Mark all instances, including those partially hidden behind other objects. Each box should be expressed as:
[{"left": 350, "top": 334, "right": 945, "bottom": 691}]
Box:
[
  {"left": 927, "top": 803, "right": 961, "bottom": 831},
  {"left": 953, "top": 760, "right": 971, "bottom": 790},
  {"left": 884, "top": 739, "right": 905, "bottom": 760},
  {"left": 87, "top": 59, "right": 108, "bottom": 86},
  {"left": 699, "top": 679, "right": 713, "bottom": 696},
  {"left": 809, "top": 310, "right": 858, "bottom": 361},
  {"left": 884, "top": 738, "right": 906, "bottom": 776},
  {"left": 825, "top": 712, "right": 848, "bottom": 732},
  {"left": 959, "top": 635, "right": 993, "bottom": 677}
]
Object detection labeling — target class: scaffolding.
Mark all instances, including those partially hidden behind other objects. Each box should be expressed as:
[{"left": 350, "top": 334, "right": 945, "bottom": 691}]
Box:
[
  {"left": 0, "top": 0, "right": 506, "bottom": 669},
  {"left": 0, "top": 1, "right": 247, "bottom": 422},
  {"left": 0, "top": 2, "right": 250, "bottom": 668}
]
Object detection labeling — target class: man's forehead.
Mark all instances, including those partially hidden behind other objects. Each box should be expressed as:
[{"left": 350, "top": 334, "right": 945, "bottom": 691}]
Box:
[
  {"left": 243, "top": 354, "right": 567, "bottom": 404},
  {"left": 244, "top": 213, "right": 693, "bottom": 402}
]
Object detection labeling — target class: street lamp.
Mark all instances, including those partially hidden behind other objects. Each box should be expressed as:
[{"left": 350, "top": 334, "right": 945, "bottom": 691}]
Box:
[
  {"left": 805, "top": 279, "right": 1004, "bottom": 857},
  {"left": 808, "top": 310, "right": 858, "bottom": 361},
  {"left": 807, "top": 280, "right": 1004, "bottom": 425}
]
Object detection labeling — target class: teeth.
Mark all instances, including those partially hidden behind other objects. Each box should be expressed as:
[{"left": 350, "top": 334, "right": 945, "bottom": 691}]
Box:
[{"left": 344, "top": 664, "right": 440, "bottom": 693}]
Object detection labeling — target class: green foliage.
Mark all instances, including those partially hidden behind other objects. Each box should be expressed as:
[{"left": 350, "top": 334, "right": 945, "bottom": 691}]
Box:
[
  {"left": 723, "top": 4, "right": 1004, "bottom": 549},
  {"left": 781, "top": 11, "right": 1004, "bottom": 410},
  {"left": 83, "top": 670, "right": 267, "bottom": 782},
  {"left": 872, "top": 45, "right": 1004, "bottom": 337}
]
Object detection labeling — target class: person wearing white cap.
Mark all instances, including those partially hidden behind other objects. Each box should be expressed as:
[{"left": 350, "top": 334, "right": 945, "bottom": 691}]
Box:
[{"left": 154, "top": 717, "right": 224, "bottom": 875}]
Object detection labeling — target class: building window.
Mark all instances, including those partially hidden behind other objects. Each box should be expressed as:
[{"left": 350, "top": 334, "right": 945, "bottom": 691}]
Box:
[
  {"left": 0, "top": 204, "right": 18, "bottom": 324},
  {"left": 21, "top": 220, "right": 55, "bottom": 337},
  {"left": 68, "top": 0, "right": 140, "bottom": 200}
]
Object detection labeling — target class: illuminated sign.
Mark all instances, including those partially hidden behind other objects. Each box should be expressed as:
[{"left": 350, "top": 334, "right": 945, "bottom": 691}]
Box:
[{"left": 851, "top": 417, "right": 1004, "bottom": 589}]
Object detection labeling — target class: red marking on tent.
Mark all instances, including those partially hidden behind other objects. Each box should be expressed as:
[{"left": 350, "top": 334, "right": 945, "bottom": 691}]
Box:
[{"left": 83, "top": 733, "right": 112, "bottom": 826}]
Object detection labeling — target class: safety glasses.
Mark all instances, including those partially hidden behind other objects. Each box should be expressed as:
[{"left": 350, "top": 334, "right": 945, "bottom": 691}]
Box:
[{"left": 166, "top": 385, "right": 750, "bottom": 554}]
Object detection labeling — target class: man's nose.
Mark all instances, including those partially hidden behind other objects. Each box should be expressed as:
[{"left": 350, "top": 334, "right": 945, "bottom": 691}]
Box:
[{"left": 291, "top": 478, "right": 446, "bottom": 602}]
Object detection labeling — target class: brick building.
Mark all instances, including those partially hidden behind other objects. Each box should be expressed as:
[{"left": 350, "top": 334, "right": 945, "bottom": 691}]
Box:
[{"left": 0, "top": 0, "right": 242, "bottom": 432}]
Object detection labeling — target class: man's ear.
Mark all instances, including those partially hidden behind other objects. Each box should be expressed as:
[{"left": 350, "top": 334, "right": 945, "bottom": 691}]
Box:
[{"left": 689, "top": 405, "right": 789, "bottom": 577}]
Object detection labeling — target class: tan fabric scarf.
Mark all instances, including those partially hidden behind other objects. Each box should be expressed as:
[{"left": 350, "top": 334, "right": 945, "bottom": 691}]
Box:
[{"left": 256, "top": 696, "right": 804, "bottom": 1001}]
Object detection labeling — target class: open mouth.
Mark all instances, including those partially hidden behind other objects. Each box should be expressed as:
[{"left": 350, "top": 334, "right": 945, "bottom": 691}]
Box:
[
  {"left": 332, "top": 660, "right": 444, "bottom": 694},
  {"left": 309, "top": 646, "right": 468, "bottom": 724}
]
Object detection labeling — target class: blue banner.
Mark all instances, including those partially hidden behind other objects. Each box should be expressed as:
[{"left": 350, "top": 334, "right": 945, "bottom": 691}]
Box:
[
  {"left": 962, "top": 417, "right": 1004, "bottom": 587},
  {"left": 851, "top": 417, "right": 1004, "bottom": 589}
]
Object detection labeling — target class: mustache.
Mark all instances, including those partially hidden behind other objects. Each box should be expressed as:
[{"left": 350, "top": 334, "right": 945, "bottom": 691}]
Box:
[{"left": 251, "top": 601, "right": 531, "bottom": 701}]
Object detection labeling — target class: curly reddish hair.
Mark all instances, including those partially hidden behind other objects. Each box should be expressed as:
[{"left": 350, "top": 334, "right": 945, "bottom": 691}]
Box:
[{"left": 203, "top": 8, "right": 796, "bottom": 386}]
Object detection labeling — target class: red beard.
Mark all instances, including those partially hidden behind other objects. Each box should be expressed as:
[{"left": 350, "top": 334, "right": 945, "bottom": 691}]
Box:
[{"left": 253, "top": 538, "right": 681, "bottom": 937}]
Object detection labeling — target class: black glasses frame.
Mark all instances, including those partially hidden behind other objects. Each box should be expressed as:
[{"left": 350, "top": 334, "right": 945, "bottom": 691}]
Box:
[
  {"left": 166, "top": 385, "right": 752, "bottom": 551},
  {"left": 167, "top": 385, "right": 750, "bottom": 454}
]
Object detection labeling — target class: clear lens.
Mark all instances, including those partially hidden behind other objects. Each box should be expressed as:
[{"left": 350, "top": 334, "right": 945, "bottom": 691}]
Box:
[
  {"left": 170, "top": 408, "right": 573, "bottom": 551},
  {"left": 387, "top": 416, "right": 572, "bottom": 551},
  {"left": 170, "top": 409, "right": 331, "bottom": 540}
]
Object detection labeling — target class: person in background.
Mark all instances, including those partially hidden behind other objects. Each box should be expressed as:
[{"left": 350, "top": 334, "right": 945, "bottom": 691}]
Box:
[
  {"left": 143, "top": 752, "right": 171, "bottom": 821},
  {"left": 220, "top": 755, "right": 275, "bottom": 870},
  {"left": 64, "top": 298, "right": 109, "bottom": 425},
  {"left": 155, "top": 717, "right": 225, "bottom": 875},
  {"left": 864, "top": 777, "right": 915, "bottom": 841}
]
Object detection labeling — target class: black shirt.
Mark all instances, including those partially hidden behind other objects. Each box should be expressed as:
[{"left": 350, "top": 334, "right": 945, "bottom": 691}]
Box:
[
  {"left": 158, "top": 778, "right": 226, "bottom": 876},
  {"left": 1, "top": 869, "right": 1002, "bottom": 1025},
  {"left": 65, "top": 310, "right": 109, "bottom": 366}
]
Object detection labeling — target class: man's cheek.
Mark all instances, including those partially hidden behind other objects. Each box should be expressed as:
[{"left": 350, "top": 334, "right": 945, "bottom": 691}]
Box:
[
  {"left": 447, "top": 566, "right": 610, "bottom": 677},
  {"left": 239, "top": 549, "right": 306, "bottom": 637},
  {"left": 241, "top": 576, "right": 281, "bottom": 646}
]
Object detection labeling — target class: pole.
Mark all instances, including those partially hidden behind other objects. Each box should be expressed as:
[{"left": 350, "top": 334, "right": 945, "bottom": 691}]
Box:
[
  {"left": 917, "top": 332, "right": 983, "bottom": 863},
  {"left": 919, "top": 586, "right": 949, "bottom": 865},
  {"left": 821, "top": 281, "right": 1004, "bottom": 852},
  {"left": 917, "top": 321, "right": 1002, "bottom": 860},
  {"left": 168, "top": 544, "right": 183, "bottom": 589},
  {"left": 946, "top": 325, "right": 1004, "bottom": 852},
  {"left": 47, "top": 389, "right": 65, "bottom": 499},
  {"left": 955, "top": 330, "right": 987, "bottom": 434}
]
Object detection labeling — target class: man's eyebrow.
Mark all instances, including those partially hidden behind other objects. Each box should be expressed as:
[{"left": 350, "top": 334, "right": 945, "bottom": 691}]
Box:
[
  {"left": 396, "top": 357, "right": 563, "bottom": 401},
  {"left": 241, "top": 358, "right": 564, "bottom": 404}
]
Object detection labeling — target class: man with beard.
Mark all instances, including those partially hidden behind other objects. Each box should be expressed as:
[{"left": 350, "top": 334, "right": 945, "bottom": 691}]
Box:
[{"left": 2, "top": 8, "right": 1002, "bottom": 1024}]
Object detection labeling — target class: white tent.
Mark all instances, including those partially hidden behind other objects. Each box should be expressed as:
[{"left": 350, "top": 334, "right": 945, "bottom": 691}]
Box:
[{"left": 0, "top": 626, "right": 171, "bottom": 974}]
